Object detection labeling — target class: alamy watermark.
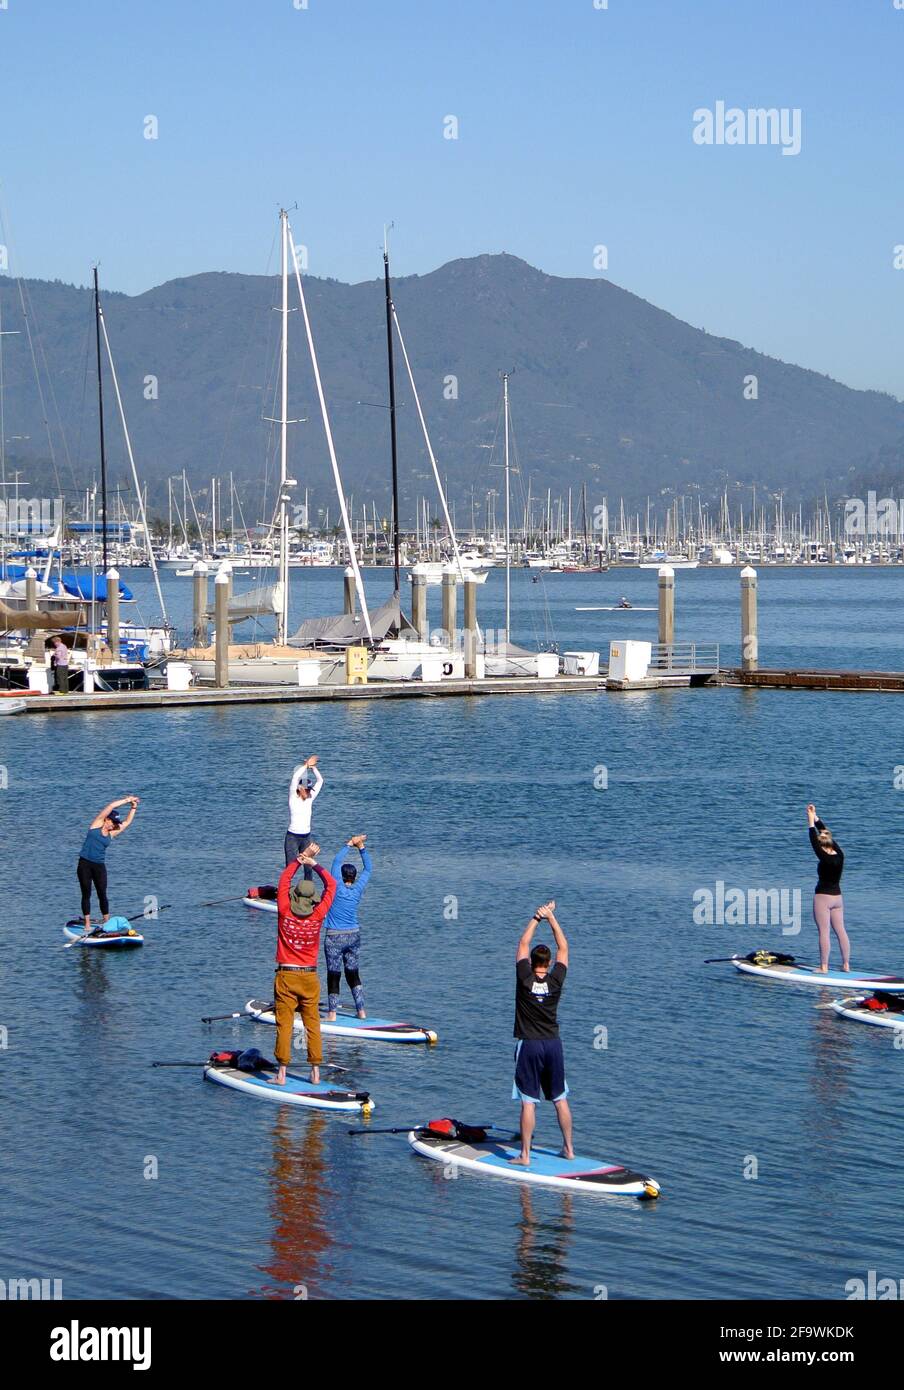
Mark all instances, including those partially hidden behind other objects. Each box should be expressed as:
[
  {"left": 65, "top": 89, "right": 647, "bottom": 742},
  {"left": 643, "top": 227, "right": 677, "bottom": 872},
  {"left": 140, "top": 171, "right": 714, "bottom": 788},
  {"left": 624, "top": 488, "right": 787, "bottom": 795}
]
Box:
[
  {"left": 693, "top": 880, "right": 801, "bottom": 935},
  {"left": 0, "top": 497, "right": 63, "bottom": 537},
  {"left": 693, "top": 101, "right": 802, "bottom": 157}
]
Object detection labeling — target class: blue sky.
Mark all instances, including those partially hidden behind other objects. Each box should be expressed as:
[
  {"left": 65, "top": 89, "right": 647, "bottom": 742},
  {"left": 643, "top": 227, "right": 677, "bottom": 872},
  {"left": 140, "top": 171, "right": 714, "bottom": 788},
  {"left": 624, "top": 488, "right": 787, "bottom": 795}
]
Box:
[{"left": 0, "top": 0, "right": 902, "bottom": 394}]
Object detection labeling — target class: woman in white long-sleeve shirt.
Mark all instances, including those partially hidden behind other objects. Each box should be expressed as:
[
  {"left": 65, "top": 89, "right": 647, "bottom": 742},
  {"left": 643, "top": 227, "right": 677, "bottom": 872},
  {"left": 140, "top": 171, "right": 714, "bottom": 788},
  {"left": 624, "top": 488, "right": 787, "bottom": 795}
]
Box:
[{"left": 286, "top": 755, "right": 323, "bottom": 877}]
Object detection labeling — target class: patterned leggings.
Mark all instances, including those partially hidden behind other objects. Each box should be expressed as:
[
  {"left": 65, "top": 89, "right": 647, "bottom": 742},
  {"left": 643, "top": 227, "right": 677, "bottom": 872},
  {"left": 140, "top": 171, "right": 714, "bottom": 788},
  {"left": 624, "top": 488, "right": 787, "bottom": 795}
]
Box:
[{"left": 324, "top": 930, "right": 364, "bottom": 1013}]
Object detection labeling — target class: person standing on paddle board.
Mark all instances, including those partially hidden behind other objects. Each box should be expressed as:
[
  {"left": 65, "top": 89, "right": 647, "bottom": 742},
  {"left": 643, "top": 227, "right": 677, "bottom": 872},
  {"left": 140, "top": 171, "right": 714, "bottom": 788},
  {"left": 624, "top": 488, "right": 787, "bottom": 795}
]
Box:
[
  {"left": 77, "top": 796, "right": 139, "bottom": 932},
  {"left": 807, "top": 803, "right": 850, "bottom": 973},
  {"left": 323, "top": 834, "right": 372, "bottom": 1022},
  {"left": 511, "top": 901, "right": 574, "bottom": 1166},
  {"left": 286, "top": 755, "right": 322, "bottom": 880},
  {"left": 270, "top": 842, "right": 336, "bottom": 1088}
]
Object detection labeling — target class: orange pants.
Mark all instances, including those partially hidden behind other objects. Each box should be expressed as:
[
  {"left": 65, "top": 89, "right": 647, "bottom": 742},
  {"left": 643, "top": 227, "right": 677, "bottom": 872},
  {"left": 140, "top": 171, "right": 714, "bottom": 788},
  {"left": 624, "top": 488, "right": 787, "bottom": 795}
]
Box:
[{"left": 273, "top": 970, "right": 322, "bottom": 1067}]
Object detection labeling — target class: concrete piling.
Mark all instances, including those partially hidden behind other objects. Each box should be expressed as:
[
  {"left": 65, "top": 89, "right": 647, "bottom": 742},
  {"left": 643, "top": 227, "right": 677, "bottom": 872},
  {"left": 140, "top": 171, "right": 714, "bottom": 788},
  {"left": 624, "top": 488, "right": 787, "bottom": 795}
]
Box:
[
  {"left": 192, "top": 560, "right": 209, "bottom": 646},
  {"left": 658, "top": 564, "right": 675, "bottom": 646},
  {"left": 344, "top": 566, "right": 356, "bottom": 617},
  {"left": 411, "top": 563, "right": 429, "bottom": 642},
  {"left": 441, "top": 563, "right": 458, "bottom": 646},
  {"left": 106, "top": 568, "right": 120, "bottom": 660},
  {"left": 214, "top": 569, "right": 229, "bottom": 688},
  {"left": 740, "top": 565, "right": 758, "bottom": 672},
  {"left": 463, "top": 571, "right": 479, "bottom": 678}
]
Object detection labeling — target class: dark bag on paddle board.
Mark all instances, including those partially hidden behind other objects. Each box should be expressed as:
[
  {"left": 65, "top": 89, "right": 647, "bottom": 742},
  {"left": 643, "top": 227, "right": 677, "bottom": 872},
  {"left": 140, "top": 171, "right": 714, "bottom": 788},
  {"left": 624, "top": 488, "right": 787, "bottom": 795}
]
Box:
[
  {"left": 208, "top": 1048, "right": 272, "bottom": 1072},
  {"left": 746, "top": 951, "right": 796, "bottom": 966},
  {"left": 426, "top": 1117, "right": 488, "bottom": 1143},
  {"left": 248, "top": 885, "right": 277, "bottom": 901},
  {"left": 869, "top": 992, "right": 904, "bottom": 1013}
]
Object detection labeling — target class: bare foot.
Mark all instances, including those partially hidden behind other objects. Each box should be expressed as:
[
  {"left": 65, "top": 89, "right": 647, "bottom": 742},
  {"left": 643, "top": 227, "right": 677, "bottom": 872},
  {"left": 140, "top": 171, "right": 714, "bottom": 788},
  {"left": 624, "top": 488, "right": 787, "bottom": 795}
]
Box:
[
  {"left": 326, "top": 1012, "right": 336, "bottom": 1022},
  {"left": 268, "top": 1066, "right": 288, "bottom": 1086},
  {"left": 842, "top": 963, "right": 851, "bottom": 972},
  {"left": 357, "top": 1011, "right": 366, "bottom": 1020},
  {"left": 310, "top": 1067, "right": 320, "bottom": 1085},
  {"left": 560, "top": 1148, "right": 576, "bottom": 1160},
  {"left": 815, "top": 966, "right": 828, "bottom": 973},
  {"left": 508, "top": 1154, "right": 531, "bottom": 1167}
]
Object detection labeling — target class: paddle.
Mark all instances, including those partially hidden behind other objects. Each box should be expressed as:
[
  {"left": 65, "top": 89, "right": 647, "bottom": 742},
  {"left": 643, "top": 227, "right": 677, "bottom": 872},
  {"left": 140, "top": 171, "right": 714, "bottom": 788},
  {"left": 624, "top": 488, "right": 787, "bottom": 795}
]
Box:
[
  {"left": 153, "top": 1058, "right": 354, "bottom": 1075},
  {"left": 348, "top": 1122, "right": 508, "bottom": 1137}
]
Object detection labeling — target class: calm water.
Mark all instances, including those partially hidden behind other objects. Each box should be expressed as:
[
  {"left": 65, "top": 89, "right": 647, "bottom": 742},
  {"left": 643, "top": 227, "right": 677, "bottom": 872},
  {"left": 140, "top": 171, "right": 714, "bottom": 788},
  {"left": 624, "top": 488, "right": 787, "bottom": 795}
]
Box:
[{"left": 2, "top": 566, "right": 904, "bottom": 1300}]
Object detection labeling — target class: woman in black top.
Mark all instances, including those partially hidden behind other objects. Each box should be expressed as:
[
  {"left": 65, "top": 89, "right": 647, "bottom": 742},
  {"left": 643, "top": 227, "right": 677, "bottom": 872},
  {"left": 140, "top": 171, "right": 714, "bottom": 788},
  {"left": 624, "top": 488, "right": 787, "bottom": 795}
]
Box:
[{"left": 806, "top": 803, "right": 850, "bottom": 972}]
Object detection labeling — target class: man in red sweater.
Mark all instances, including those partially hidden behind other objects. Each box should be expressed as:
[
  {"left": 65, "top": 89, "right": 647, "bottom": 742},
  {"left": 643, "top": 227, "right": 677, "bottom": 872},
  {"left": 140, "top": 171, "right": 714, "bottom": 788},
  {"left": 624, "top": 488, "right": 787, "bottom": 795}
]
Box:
[{"left": 270, "top": 842, "right": 336, "bottom": 1087}]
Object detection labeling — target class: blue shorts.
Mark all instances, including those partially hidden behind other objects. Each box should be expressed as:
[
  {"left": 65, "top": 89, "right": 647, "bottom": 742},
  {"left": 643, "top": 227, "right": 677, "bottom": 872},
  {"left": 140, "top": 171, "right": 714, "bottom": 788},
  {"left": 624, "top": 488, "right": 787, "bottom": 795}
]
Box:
[{"left": 512, "top": 1038, "right": 569, "bottom": 1104}]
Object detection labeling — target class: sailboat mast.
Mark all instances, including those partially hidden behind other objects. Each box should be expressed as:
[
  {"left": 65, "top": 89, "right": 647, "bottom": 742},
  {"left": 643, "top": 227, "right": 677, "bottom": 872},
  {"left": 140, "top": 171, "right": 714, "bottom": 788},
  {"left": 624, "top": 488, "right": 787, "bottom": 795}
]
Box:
[
  {"left": 93, "top": 267, "right": 109, "bottom": 574},
  {"left": 277, "top": 208, "right": 290, "bottom": 645},
  {"left": 503, "top": 372, "right": 511, "bottom": 640},
  {"left": 383, "top": 239, "right": 401, "bottom": 590}
]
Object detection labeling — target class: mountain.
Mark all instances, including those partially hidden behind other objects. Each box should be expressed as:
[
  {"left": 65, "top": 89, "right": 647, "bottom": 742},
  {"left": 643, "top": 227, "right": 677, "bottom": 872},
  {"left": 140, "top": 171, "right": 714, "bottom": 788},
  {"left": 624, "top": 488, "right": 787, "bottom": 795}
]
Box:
[{"left": 1, "top": 254, "right": 902, "bottom": 526}]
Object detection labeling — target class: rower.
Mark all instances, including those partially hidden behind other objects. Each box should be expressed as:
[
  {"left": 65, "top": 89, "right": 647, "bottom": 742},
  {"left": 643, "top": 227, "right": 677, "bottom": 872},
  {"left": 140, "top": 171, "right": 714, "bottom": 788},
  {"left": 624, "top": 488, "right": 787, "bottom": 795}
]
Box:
[
  {"left": 511, "top": 901, "right": 573, "bottom": 1167},
  {"left": 618, "top": 596, "right": 632, "bottom": 608},
  {"left": 323, "top": 835, "right": 372, "bottom": 1021},
  {"left": 285, "top": 754, "right": 322, "bottom": 879}
]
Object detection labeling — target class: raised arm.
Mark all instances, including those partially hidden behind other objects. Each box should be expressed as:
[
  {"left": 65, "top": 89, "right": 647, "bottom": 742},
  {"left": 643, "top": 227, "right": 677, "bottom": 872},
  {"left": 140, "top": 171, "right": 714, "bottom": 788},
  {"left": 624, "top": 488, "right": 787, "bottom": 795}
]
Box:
[
  {"left": 541, "top": 904, "right": 568, "bottom": 969},
  {"left": 112, "top": 798, "right": 139, "bottom": 836},
  {"left": 90, "top": 796, "right": 135, "bottom": 829},
  {"left": 308, "top": 766, "right": 323, "bottom": 801},
  {"left": 516, "top": 913, "right": 541, "bottom": 962}
]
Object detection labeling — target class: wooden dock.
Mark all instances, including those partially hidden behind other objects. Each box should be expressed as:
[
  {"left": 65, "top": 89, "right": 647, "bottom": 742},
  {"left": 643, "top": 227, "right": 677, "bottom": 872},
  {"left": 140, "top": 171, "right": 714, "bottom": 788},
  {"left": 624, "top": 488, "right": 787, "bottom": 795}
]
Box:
[
  {"left": 11, "top": 673, "right": 610, "bottom": 714},
  {"left": 724, "top": 668, "right": 904, "bottom": 692}
]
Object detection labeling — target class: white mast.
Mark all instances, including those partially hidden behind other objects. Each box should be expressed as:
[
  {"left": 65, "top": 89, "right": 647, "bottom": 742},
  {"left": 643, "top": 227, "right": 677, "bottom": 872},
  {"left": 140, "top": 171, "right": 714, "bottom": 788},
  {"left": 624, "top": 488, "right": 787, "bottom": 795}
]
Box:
[{"left": 277, "top": 208, "right": 290, "bottom": 645}]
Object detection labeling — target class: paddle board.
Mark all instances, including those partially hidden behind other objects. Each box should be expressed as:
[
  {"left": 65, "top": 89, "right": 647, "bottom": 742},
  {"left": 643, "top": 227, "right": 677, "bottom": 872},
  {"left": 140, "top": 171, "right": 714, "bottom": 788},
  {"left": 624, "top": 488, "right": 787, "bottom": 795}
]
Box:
[
  {"left": 63, "top": 917, "right": 144, "bottom": 948},
  {"left": 245, "top": 997, "right": 438, "bottom": 1044},
  {"left": 830, "top": 995, "right": 904, "bottom": 1029},
  {"left": 574, "top": 606, "right": 656, "bottom": 612},
  {"left": 408, "top": 1128, "right": 660, "bottom": 1198},
  {"left": 204, "top": 1060, "right": 373, "bottom": 1112},
  {"left": 244, "top": 892, "right": 277, "bottom": 913},
  {"left": 730, "top": 955, "right": 904, "bottom": 990}
]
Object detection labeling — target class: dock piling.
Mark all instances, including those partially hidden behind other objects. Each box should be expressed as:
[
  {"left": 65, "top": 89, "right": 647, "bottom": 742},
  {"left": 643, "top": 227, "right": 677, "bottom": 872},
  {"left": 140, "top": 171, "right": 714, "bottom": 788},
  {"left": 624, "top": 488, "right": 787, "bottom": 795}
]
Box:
[
  {"left": 343, "top": 566, "right": 356, "bottom": 617},
  {"left": 740, "top": 566, "right": 758, "bottom": 671},
  {"left": 463, "top": 571, "right": 479, "bottom": 678},
  {"left": 441, "top": 563, "right": 458, "bottom": 646},
  {"left": 658, "top": 564, "right": 675, "bottom": 646},
  {"left": 106, "top": 567, "right": 120, "bottom": 660},
  {"left": 214, "top": 570, "right": 229, "bottom": 688},
  {"left": 411, "top": 563, "right": 428, "bottom": 642},
  {"left": 192, "top": 561, "right": 209, "bottom": 646}
]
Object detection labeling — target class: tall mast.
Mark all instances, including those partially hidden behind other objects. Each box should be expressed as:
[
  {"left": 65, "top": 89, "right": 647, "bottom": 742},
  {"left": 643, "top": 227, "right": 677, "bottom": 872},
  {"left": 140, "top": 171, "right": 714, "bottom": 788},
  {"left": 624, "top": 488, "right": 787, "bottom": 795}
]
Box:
[
  {"left": 277, "top": 208, "right": 290, "bottom": 645},
  {"left": 383, "top": 233, "right": 401, "bottom": 590},
  {"left": 93, "top": 267, "right": 108, "bottom": 574},
  {"left": 503, "top": 372, "right": 511, "bottom": 640}
]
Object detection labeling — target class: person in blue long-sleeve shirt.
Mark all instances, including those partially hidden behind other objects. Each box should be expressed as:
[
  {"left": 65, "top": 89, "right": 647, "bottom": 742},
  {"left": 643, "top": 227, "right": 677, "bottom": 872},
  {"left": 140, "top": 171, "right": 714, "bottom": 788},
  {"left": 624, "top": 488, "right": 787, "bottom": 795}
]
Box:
[{"left": 323, "top": 834, "right": 372, "bottom": 1019}]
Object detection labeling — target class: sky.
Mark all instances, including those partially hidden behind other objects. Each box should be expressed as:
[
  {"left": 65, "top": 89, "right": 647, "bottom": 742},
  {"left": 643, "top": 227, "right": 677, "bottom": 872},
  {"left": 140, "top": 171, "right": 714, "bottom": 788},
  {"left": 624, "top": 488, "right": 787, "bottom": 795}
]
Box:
[{"left": 0, "top": 0, "right": 902, "bottom": 395}]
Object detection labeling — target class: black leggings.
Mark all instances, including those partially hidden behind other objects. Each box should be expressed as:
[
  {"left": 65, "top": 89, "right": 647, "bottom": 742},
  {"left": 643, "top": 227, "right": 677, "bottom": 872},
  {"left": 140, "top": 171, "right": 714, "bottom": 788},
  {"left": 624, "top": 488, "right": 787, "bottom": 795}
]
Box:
[{"left": 77, "top": 857, "right": 108, "bottom": 917}]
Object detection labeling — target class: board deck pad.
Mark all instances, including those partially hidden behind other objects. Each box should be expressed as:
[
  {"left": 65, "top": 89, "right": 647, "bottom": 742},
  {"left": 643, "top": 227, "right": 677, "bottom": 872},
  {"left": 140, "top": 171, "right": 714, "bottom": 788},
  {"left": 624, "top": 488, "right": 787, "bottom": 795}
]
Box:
[
  {"left": 63, "top": 921, "right": 144, "bottom": 948},
  {"left": 731, "top": 957, "right": 904, "bottom": 990},
  {"left": 204, "top": 1062, "right": 373, "bottom": 1112},
  {"left": 409, "top": 1129, "right": 659, "bottom": 1198},
  {"left": 245, "top": 998, "right": 437, "bottom": 1044},
  {"left": 830, "top": 997, "right": 904, "bottom": 1029}
]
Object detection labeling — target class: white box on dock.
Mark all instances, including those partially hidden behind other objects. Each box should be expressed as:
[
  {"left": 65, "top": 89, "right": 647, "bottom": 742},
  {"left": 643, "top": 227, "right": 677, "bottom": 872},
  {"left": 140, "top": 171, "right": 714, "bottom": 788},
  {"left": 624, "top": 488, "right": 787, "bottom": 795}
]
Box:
[
  {"left": 563, "top": 651, "right": 600, "bottom": 676},
  {"left": 417, "top": 653, "right": 465, "bottom": 681},
  {"left": 608, "top": 640, "right": 651, "bottom": 682},
  {"left": 295, "top": 660, "right": 322, "bottom": 687},
  {"left": 166, "top": 661, "right": 194, "bottom": 691},
  {"left": 535, "top": 652, "right": 561, "bottom": 679}
]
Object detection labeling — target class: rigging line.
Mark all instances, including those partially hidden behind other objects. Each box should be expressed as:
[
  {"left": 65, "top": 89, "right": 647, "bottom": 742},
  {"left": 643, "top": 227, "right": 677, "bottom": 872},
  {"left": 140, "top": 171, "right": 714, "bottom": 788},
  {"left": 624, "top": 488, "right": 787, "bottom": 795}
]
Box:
[
  {"left": 287, "top": 218, "right": 372, "bottom": 642},
  {"left": 390, "top": 303, "right": 465, "bottom": 581},
  {"left": 96, "top": 304, "right": 167, "bottom": 622}
]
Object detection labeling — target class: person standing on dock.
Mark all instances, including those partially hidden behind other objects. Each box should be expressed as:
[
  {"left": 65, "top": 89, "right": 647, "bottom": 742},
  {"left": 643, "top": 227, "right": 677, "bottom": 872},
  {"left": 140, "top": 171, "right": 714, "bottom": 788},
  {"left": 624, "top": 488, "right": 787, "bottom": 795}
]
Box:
[
  {"left": 50, "top": 635, "right": 70, "bottom": 694},
  {"left": 77, "top": 796, "right": 139, "bottom": 932},
  {"left": 806, "top": 803, "right": 850, "bottom": 972},
  {"left": 511, "top": 901, "right": 574, "bottom": 1167},
  {"left": 286, "top": 755, "right": 322, "bottom": 880},
  {"left": 270, "top": 842, "right": 336, "bottom": 1088},
  {"left": 323, "top": 834, "right": 372, "bottom": 1021}
]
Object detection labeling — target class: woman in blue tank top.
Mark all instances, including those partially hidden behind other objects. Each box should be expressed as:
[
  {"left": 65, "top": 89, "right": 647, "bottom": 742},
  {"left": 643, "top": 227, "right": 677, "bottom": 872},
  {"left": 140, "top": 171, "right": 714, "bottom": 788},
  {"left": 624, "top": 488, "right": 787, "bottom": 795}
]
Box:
[{"left": 77, "top": 796, "right": 139, "bottom": 935}]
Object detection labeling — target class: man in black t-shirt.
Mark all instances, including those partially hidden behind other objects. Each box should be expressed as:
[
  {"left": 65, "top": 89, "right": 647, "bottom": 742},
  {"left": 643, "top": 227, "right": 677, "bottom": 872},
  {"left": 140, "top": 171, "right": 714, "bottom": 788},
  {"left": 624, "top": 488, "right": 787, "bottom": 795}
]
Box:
[{"left": 511, "top": 900, "right": 573, "bottom": 1166}]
